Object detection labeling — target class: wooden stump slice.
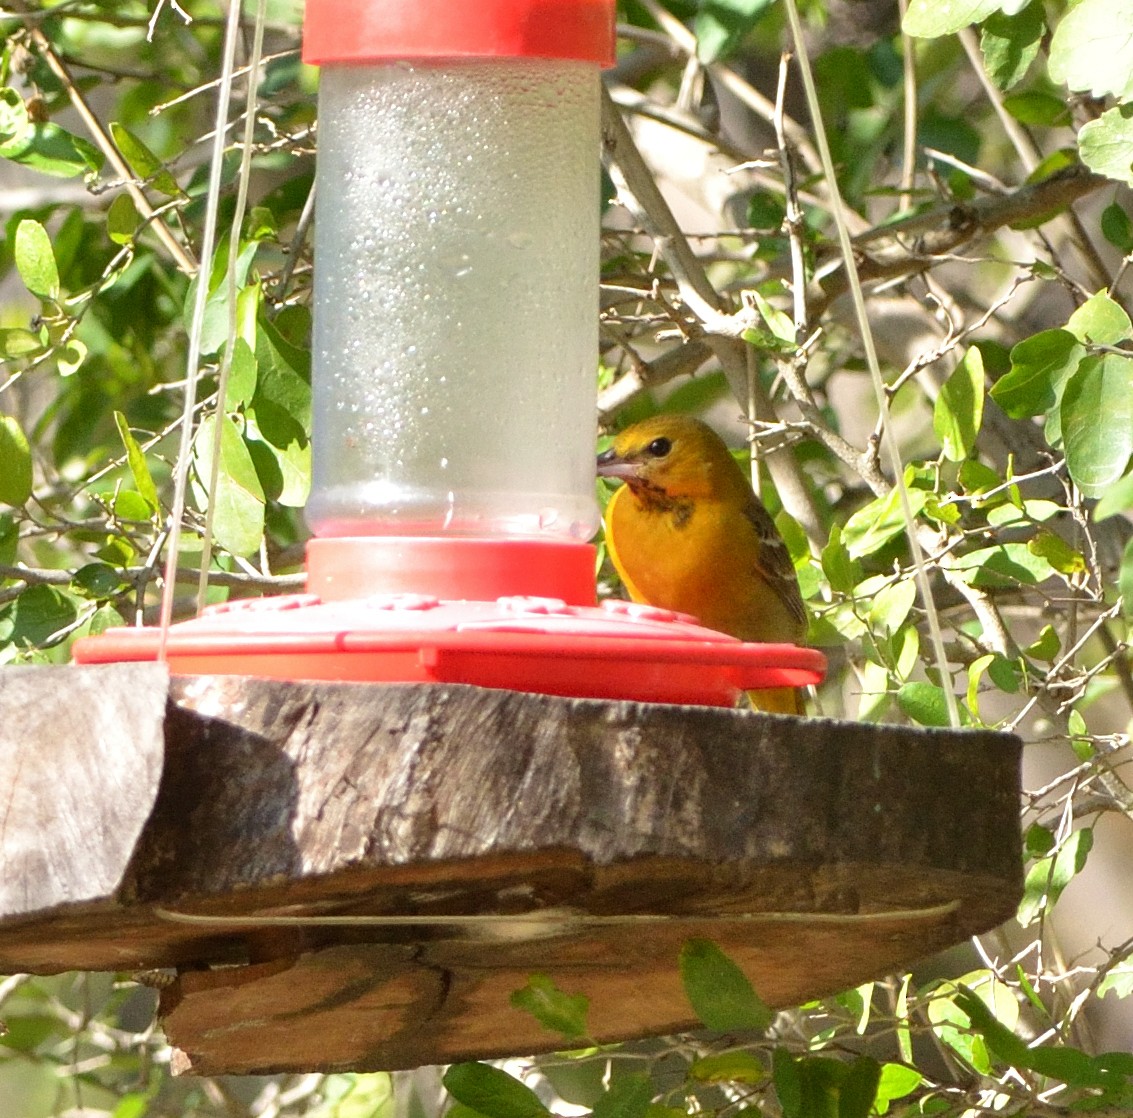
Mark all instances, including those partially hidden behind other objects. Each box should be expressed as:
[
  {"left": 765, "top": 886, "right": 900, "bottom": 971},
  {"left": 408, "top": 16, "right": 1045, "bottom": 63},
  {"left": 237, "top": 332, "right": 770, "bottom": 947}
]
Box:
[{"left": 0, "top": 669, "right": 1022, "bottom": 1073}]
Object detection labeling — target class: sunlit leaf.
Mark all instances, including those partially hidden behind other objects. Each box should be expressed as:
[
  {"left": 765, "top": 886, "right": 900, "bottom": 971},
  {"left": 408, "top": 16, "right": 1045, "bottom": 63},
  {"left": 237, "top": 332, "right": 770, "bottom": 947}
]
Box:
[
  {"left": 1060, "top": 354, "right": 1133, "bottom": 498},
  {"left": 110, "top": 121, "right": 181, "bottom": 196},
  {"left": 868, "top": 579, "right": 917, "bottom": 635},
  {"left": 14, "top": 218, "right": 59, "bottom": 300},
  {"left": 1049, "top": 0, "right": 1133, "bottom": 101},
  {"left": 107, "top": 192, "right": 140, "bottom": 245},
  {"left": 193, "top": 413, "right": 266, "bottom": 558},
  {"left": 934, "top": 346, "right": 984, "bottom": 461},
  {"left": 896, "top": 681, "right": 952, "bottom": 727},
  {"left": 1066, "top": 290, "right": 1133, "bottom": 345},
  {"left": 113, "top": 411, "right": 160, "bottom": 515},
  {"left": 0, "top": 414, "right": 33, "bottom": 506},
  {"left": 0, "top": 118, "right": 102, "bottom": 178},
  {"left": 980, "top": 3, "right": 1044, "bottom": 89},
  {"left": 903, "top": 0, "right": 1002, "bottom": 38},
  {"left": 990, "top": 329, "right": 1083, "bottom": 418},
  {"left": 873, "top": 1064, "right": 923, "bottom": 1116},
  {"left": 1079, "top": 105, "right": 1133, "bottom": 185},
  {"left": 1018, "top": 827, "right": 1093, "bottom": 926},
  {"left": 842, "top": 486, "right": 926, "bottom": 559}
]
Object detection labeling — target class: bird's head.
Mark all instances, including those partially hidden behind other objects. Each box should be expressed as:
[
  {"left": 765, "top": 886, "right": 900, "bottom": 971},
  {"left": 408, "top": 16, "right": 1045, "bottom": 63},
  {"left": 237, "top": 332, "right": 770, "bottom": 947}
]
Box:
[{"left": 596, "top": 415, "right": 748, "bottom": 502}]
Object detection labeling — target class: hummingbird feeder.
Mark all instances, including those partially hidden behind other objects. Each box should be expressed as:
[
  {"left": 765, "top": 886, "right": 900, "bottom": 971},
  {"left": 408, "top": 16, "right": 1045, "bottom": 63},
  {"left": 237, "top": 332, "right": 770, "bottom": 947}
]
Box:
[{"left": 73, "top": 0, "right": 824, "bottom": 705}]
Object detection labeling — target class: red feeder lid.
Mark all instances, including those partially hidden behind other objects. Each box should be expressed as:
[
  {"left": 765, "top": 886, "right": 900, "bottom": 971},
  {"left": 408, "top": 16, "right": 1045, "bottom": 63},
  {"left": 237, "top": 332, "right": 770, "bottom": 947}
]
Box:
[{"left": 302, "top": 0, "right": 617, "bottom": 67}]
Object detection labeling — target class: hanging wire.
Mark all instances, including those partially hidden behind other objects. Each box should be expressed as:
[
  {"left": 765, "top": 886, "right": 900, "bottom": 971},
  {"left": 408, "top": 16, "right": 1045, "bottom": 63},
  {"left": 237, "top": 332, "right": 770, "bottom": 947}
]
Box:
[
  {"left": 197, "top": 0, "right": 270, "bottom": 614},
  {"left": 780, "top": 0, "right": 962, "bottom": 729},
  {"left": 156, "top": 0, "right": 248, "bottom": 657}
]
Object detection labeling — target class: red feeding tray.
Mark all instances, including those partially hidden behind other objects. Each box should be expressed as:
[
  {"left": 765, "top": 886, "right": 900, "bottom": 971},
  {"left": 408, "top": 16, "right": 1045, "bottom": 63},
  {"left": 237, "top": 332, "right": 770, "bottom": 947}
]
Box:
[{"left": 72, "top": 538, "right": 825, "bottom": 707}]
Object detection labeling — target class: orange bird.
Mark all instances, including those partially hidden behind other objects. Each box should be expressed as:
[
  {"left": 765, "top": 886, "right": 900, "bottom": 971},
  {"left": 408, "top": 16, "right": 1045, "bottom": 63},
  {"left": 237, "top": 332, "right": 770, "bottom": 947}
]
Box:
[{"left": 597, "top": 415, "right": 807, "bottom": 715}]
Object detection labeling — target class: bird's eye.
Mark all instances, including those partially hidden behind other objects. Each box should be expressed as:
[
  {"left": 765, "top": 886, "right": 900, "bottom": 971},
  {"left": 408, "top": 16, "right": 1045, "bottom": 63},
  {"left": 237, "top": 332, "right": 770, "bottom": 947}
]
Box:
[{"left": 647, "top": 437, "right": 672, "bottom": 458}]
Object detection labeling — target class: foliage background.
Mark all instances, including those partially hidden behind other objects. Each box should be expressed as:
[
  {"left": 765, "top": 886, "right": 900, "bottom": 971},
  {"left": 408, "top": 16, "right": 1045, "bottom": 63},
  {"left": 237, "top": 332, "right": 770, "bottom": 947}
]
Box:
[{"left": 3, "top": 0, "right": 1133, "bottom": 1115}]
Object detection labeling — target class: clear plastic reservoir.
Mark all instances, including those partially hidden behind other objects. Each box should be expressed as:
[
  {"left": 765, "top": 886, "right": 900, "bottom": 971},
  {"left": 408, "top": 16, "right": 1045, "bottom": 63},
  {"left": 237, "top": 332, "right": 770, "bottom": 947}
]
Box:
[{"left": 307, "top": 60, "right": 602, "bottom": 539}]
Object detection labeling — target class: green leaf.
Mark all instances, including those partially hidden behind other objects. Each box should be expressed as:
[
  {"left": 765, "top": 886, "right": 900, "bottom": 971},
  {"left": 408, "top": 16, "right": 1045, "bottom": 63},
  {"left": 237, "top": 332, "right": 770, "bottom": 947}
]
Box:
[
  {"left": 868, "top": 579, "right": 917, "bottom": 635},
  {"left": 1002, "top": 91, "right": 1070, "bottom": 127},
  {"left": 873, "top": 1064, "right": 923, "bottom": 1116},
  {"left": 591, "top": 1074, "right": 654, "bottom": 1118},
  {"left": 903, "top": 0, "right": 1002, "bottom": 38},
  {"left": 14, "top": 218, "right": 60, "bottom": 300},
  {"left": 1078, "top": 104, "right": 1133, "bottom": 184},
  {"left": 986, "top": 497, "right": 1061, "bottom": 526},
  {"left": 442, "top": 1064, "right": 550, "bottom": 1118},
  {"left": 186, "top": 240, "right": 261, "bottom": 356},
  {"left": 509, "top": 974, "right": 589, "bottom": 1039},
  {"left": 225, "top": 336, "right": 258, "bottom": 409},
  {"left": 928, "top": 973, "right": 1018, "bottom": 1072},
  {"left": 990, "top": 329, "right": 1083, "bottom": 418},
  {"left": 110, "top": 122, "right": 181, "bottom": 196},
  {"left": 679, "top": 938, "right": 772, "bottom": 1031},
  {"left": 980, "top": 4, "right": 1044, "bottom": 89},
  {"left": 1023, "top": 624, "right": 1060, "bottom": 661},
  {"left": 1049, "top": 0, "right": 1133, "bottom": 101},
  {"left": 821, "top": 525, "right": 862, "bottom": 593},
  {"left": 0, "top": 414, "right": 33, "bottom": 506},
  {"left": 1066, "top": 290, "right": 1133, "bottom": 345},
  {"left": 1017, "top": 827, "right": 1093, "bottom": 926},
  {"left": 950, "top": 985, "right": 1028, "bottom": 1066},
  {"left": 953, "top": 542, "right": 1057, "bottom": 587},
  {"left": 934, "top": 347, "right": 985, "bottom": 461},
  {"left": 896, "top": 681, "right": 953, "bottom": 727},
  {"left": 749, "top": 289, "right": 796, "bottom": 345},
  {"left": 688, "top": 1052, "right": 766, "bottom": 1085},
  {"left": 107, "top": 193, "right": 140, "bottom": 245},
  {"left": 695, "top": 0, "right": 776, "bottom": 64},
  {"left": 1061, "top": 354, "right": 1133, "bottom": 498},
  {"left": 73, "top": 562, "right": 128, "bottom": 600},
  {"left": 193, "top": 413, "right": 266, "bottom": 558},
  {"left": 772, "top": 1049, "right": 804, "bottom": 1118},
  {"left": 0, "top": 87, "right": 29, "bottom": 146},
  {"left": 1101, "top": 202, "right": 1133, "bottom": 252},
  {"left": 114, "top": 489, "right": 152, "bottom": 522},
  {"left": 1098, "top": 961, "right": 1133, "bottom": 1000},
  {"left": 113, "top": 412, "right": 160, "bottom": 514},
  {"left": 0, "top": 514, "right": 16, "bottom": 567},
  {"left": 838, "top": 1057, "right": 882, "bottom": 1118},
  {"left": 0, "top": 584, "right": 81, "bottom": 648},
  {"left": 255, "top": 310, "right": 312, "bottom": 434},
  {"left": 1120, "top": 536, "right": 1133, "bottom": 618},
  {"left": 0, "top": 327, "right": 43, "bottom": 358},
  {"left": 1027, "top": 530, "right": 1085, "bottom": 576},
  {"left": 112, "top": 1092, "right": 151, "bottom": 1118},
  {"left": 842, "top": 486, "right": 927, "bottom": 559},
  {"left": 1025, "top": 823, "right": 1056, "bottom": 858},
  {"left": 0, "top": 119, "right": 103, "bottom": 178}
]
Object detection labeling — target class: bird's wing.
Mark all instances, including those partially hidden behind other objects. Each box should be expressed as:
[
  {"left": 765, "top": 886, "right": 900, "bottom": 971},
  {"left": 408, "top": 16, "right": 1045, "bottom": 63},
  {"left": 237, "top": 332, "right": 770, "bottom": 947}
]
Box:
[{"left": 740, "top": 495, "right": 808, "bottom": 636}]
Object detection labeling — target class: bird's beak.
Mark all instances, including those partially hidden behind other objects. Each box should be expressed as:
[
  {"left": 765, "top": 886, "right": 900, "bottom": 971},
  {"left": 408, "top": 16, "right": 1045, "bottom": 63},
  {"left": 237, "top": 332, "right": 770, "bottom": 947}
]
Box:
[{"left": 597, "top": 446, "right": 638, "bottom": 481}]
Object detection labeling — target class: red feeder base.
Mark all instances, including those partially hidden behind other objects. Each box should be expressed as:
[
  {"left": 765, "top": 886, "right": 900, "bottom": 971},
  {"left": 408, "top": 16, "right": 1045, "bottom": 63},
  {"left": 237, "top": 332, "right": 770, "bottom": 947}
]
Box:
[{"left": 72, "top": 538, "right": 825, "bottom": 707}]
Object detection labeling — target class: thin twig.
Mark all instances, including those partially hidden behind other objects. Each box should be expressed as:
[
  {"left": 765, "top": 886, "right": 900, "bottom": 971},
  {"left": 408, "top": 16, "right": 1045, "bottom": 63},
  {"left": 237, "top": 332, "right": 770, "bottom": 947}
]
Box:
[{"left": 17, "top": 18, "right": 196, "bottom": 274}]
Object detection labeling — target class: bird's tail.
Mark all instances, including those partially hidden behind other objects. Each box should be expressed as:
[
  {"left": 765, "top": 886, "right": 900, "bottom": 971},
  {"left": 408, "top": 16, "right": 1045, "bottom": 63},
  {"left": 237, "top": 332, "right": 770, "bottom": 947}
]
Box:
[{"left": 747, "top": 687, "right": 805, "bottom": 716}]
